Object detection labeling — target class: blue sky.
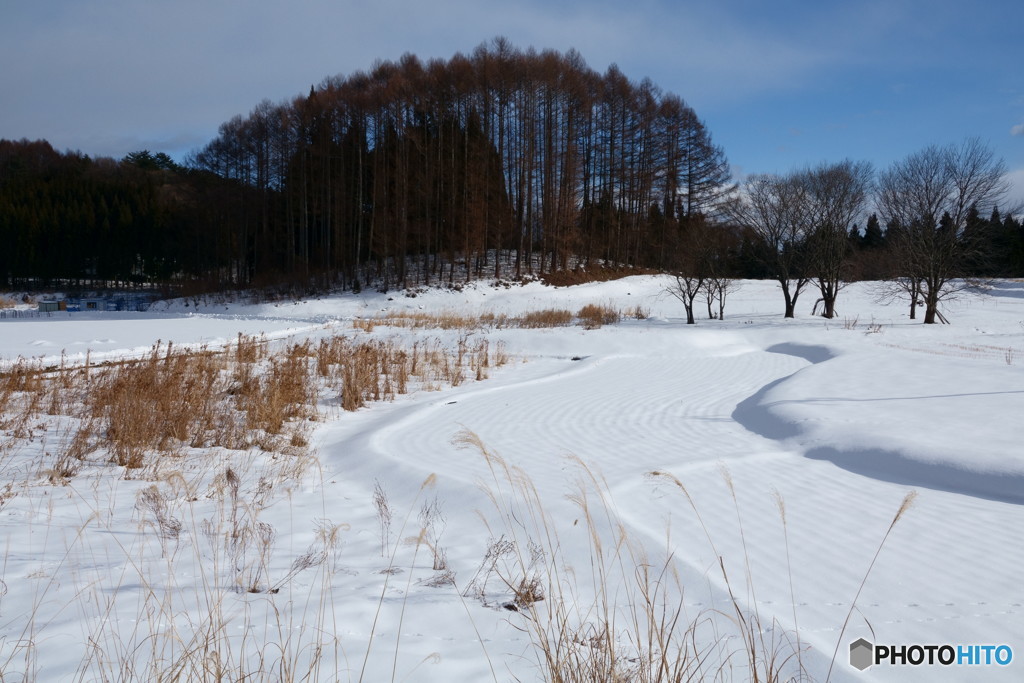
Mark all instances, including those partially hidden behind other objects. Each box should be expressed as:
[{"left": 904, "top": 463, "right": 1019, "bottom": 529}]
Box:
[{"left": 3, "top": 0, "right": 1022, "bottom": 212}]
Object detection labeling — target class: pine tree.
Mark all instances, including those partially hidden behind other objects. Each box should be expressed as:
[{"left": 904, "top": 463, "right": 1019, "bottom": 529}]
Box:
[{"left": 861, "top": 213, "right": 885, "bottom": 249}]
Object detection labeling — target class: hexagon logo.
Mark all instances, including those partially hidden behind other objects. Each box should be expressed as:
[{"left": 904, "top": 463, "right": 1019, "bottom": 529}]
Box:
[{"left": 850, "top": 638, "right": 874, "bottom": 671}]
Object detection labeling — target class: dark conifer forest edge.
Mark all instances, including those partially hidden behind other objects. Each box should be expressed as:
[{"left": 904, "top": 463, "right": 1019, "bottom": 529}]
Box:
[{"left": 1, "top": 39, "right": 1022, "bottom": 297}]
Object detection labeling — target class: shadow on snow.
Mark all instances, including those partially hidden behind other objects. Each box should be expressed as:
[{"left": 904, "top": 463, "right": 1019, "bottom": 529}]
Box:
[{"left": 731, "top": 343, "right": 1024, "bottom": 505}]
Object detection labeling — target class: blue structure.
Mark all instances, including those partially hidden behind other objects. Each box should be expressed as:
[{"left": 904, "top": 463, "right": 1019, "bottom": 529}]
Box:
[{"left": 44, "top": 293, "right": 156, "bottom": 313}]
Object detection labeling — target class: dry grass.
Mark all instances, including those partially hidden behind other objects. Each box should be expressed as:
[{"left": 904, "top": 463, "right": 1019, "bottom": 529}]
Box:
[
  {"left": 457, "top": 430, "right": 710, "bottom": 680},
  {"left": 9, "top": 294, "right": 893, "bottom": 681},
  {"left": 518, "top": 309, "right": 574, "bottom": 328},
  {"left": 577, "top": 303, "right": 621, "bottom": 329},
  {"left": 353, "top": 310, "right": 490, "bottom": 332},
  {"left": 1, "top": 410, "right": 917, "bottom": 681},
  {"left": 69, "top": 468, "right": 346, "bottom": 681},
  {"left": 0, "top": 331, "right": 509, "bottom": 482},
  {"left": 4, "top": 459, "right": 336, "bottom": 680},
  {"left": 457, "top": 430, "right": 917, "bottom": 683},
  {"left": 351, "top": 304, "right": 634, "bottom": 333},
  {"left": 628, "top": 304, "right": 651, "bottom": 320},
  {"left": 355, "top": 308, "right": 572, "bottom": 331},
  {"left": 0, "top": 313, "right": 514, "bottom": 681}
]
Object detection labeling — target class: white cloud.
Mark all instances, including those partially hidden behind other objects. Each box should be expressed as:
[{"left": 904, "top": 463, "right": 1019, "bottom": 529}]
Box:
[
  {"left": 2, "top": 0, "right": 1020, "bottom": 171},
  {"left": 1003, "top": 169, "right": 1024, "bottom": 217},
  {"left": 0, "top": 0, "right": 837, "bottom": 145}
]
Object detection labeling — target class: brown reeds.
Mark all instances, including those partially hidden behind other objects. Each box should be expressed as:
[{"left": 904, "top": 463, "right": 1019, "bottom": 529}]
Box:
[
  {"left": 351, "top": 305, "right": 631, "bottom": 332},
  {"left": 1, "top": 331, "right": 509, "bottom": 480},
  {"left": 518, "top": 309, "right": 574, "bottom": 328},
  {"left": 353, "top": 310, "right": 492, "bottom": 332},
  {"left": 63, "top": 467, "right": 346, "bottom": 681},
  {"left": 576, "top": 303, "right": 621, "bottom": 329}
]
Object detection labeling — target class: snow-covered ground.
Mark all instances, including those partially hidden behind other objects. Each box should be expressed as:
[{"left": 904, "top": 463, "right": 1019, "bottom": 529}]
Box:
[{"left": 1, "top": 277, "right": 1022, "bottom": 681}]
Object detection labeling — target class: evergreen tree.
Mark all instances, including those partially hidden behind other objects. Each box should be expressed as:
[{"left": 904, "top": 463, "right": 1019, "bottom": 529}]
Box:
[{"left": 861, "top": 213, "right": 885, "bottom": 249}]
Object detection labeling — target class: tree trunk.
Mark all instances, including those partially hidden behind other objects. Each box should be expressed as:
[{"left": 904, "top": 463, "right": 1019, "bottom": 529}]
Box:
[
  {"left": 782, "top": 283, "right": 796, "bottom": 318},
  {"left": 923, "top": 289, "right": 940, "bottom": 324},
  {"left": 684, "top": 299, "right": 696, "bottom": 324},
  {"left": 822, "top": 295, "right": 836, "bottom": 319},
  {"left": 908, "top": 279, "right": 921, "bottom": 319}
]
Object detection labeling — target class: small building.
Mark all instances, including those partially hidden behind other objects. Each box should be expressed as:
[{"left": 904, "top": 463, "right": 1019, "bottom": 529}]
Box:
[{"left": 38, "top": 300, "right": 60, "bottom": 313}]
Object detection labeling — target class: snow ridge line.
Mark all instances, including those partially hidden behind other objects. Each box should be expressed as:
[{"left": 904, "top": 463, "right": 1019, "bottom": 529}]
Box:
[{"left": 734, "top": 343, "right": 1024, "bottom": 505}]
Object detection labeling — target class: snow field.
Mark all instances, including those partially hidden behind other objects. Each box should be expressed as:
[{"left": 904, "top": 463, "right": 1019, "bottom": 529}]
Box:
[{"left": 1, "top": 276, "right": 1022, "bottom": 681}]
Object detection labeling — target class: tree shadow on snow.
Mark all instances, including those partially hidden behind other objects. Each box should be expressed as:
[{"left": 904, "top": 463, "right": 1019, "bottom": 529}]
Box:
[
  {"left": 806, "top": 446, "right": 1024, "bottom": 506},
  {"left": 732, "top": 342, "right": 1024, "bottom": 505},
  {"left": 731, "top": 343, "right": 835, "bottom": 441}
]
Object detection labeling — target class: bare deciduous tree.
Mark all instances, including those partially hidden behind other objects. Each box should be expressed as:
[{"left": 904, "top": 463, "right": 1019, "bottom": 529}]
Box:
[
  {"left": 878, "top": 139, "right": 1010, "bottom": 323},
  {"left": 700, "top": 223, "right": 740, "bottom": 320},
  {"left": 667, "top": 217, "right": 715, "bottom": 324},
  {"left": 703, "top": 275, "right": 739, "bottom": 320},
  {"left": 731, "top": 173, "right": 812, "bottom": 318},
  {"left": 802, "top": 160, "right": 873, "bottom": 319}
]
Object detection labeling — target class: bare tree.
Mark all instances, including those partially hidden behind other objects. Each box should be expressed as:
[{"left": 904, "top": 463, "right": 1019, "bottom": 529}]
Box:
[
  {"left": 667, "top": 216, "right": 716, "bottom": 324},
  {"left": 700, "top": 223, "right": 740, "bottom": 320},
  {"left": 676, "top": 107, "right": 736, "bottom": 220},
  {"left": 802, "top": 160, "right": 873, "bottom": 318},
  {"left": 878, "top": 139, "right": 1010, "bottom": 323},
  {"left": 705, "top": 272, "right": 740, "bottom": 320},
  {"left": 731, "top": 173, "right": 812, "bottom": 317}
]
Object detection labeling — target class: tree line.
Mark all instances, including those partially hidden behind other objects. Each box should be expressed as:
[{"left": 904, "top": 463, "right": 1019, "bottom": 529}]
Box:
[
  {"left": 187, "top": 38, "right": 733, "bottom": 290},
  {"left": 1, "top": 41, "right": 1021, "bottom": 325},
  {"left": 2, "top": 40, "right": 732, "bottom": 292},
  {"left": 717, "top": 140, "right": 1022, "bottom": 324},
  {"left": 0, "top": 141, "right": 175, "bottom": 288}
]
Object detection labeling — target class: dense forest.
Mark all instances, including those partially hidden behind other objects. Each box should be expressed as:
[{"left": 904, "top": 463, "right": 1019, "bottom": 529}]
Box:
[
  {"left": 1, "top": 41, "right": 732, "bottom": 292},
  {"left": 1, "top": 40, "right": 1022, "bottom": 309}
]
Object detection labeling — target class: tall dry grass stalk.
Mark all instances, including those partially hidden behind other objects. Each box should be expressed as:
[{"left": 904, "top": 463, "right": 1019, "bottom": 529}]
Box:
[
  {"left": 773, "top": 489, "right": 803, "bottom": 677},
  {"left": 646, "top": 469, "right": 804, "bottom": 681},
  {"left": 66, "top": 467, "right": 346, "bottom": 682},
  {"left": 457, "top": 430, "right": 714, "bottom": 681},
  {"left": 824, "top": 490, "right": 917, "bottom": 681}
]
